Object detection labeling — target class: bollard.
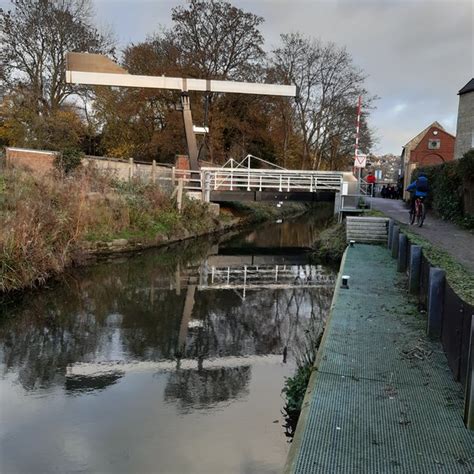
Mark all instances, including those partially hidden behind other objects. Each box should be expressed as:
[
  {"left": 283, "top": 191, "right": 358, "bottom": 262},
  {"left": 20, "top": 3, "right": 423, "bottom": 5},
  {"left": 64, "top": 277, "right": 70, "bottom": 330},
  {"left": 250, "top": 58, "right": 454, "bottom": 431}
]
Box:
[
  {"left": 408, "top": 245, "right": 422, "bottom": 294},
  {"left": 397, "top": 234, "right": 408, "bottom": 273},
  {"left": 387, "top": 219, "right": 395, "bottom": 249},
  {"left": 427, "top": 267, "right": 445, "bottom": 339},
  {"left": 391, "top": 225, "right": 400, "bottom": 258},
  {"left": 464, "top": 314, "right": 474, "bottom": 430}
]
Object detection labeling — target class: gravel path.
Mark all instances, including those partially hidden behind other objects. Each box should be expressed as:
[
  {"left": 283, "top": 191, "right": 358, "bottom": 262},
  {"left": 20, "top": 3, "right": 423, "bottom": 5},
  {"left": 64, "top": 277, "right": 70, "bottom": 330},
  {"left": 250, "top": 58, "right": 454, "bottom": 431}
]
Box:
[{"left": 371, "top": 198, "right": 474, "bottom": 274}]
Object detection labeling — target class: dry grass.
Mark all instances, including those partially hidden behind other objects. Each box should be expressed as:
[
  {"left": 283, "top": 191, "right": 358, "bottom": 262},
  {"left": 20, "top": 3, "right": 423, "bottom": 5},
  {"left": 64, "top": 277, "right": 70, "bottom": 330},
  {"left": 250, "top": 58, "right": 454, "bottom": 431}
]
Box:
[{"left": 0, "top": 164, "right": 215, "bottom": 292}]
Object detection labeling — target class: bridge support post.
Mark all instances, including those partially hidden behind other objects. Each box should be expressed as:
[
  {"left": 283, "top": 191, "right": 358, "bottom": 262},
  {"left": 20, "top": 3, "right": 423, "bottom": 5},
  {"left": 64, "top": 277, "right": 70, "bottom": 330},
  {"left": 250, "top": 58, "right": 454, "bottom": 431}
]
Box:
[
  {"left": 427, "top": 267, "right": 445, "bottom": 339},
  {"left": 408, "top": 245, "right": 422, "bottom": 294},
  {"left": 391, "top": 225, "right": 400, "bottom": 258},
  {"left": 397, "top": 234, "right": 408, "bottom": 273}
]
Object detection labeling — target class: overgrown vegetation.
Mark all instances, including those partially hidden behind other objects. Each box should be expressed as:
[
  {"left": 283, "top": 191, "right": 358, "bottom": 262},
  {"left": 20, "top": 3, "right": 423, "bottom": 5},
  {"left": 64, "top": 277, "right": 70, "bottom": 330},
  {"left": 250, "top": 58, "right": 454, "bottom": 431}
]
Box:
[
  {"left": 413, "top": 150, "right": 474, "bottom": 229},
  {"left": 311, "top": 221, "right": 346, "bottom": 261},
  {"left": 0, "top": 165, "right": 217, "bottom": 293},
  {"left": 282, "top": 328, "right": 324, "bottom": 439},
  {"left": 54, "top": 148, "right": 84, "bottom": 175}
]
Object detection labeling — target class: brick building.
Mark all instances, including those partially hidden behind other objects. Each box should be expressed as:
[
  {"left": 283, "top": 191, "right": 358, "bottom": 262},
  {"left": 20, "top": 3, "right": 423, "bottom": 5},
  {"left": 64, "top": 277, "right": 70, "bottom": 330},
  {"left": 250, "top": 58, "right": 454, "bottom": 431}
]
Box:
[{"left": 401, "top": 121, "right": 455, "bottom": 199}]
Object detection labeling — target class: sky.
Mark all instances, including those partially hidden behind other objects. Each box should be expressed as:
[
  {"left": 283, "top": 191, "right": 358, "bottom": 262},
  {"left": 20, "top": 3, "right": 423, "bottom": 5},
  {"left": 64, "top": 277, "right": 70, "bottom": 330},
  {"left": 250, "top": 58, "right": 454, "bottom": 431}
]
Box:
[{"left": 2, "top": 0, "right": 472, "bottom": 154}]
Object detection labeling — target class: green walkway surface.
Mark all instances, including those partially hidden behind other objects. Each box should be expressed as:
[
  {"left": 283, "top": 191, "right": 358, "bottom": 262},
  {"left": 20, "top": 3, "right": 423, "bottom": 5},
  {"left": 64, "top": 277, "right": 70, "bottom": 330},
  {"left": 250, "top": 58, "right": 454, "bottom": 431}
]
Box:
[{"left": 287, "top": 244, "right": 474, "bottom": 473}]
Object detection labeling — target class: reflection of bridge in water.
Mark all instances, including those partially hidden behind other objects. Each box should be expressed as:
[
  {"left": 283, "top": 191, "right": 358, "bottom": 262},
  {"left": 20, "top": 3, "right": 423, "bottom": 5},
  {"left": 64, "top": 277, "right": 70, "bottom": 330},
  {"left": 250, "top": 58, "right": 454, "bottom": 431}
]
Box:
[{"left": 199, "top": 257, "right": 334, "bottom": 298}]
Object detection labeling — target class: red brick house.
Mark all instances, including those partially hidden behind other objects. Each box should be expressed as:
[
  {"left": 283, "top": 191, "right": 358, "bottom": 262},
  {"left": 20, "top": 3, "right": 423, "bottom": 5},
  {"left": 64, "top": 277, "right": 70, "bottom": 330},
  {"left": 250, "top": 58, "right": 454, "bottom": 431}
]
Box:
[{"left": 401, "top": 121, "right": 455, "bottom": 199}]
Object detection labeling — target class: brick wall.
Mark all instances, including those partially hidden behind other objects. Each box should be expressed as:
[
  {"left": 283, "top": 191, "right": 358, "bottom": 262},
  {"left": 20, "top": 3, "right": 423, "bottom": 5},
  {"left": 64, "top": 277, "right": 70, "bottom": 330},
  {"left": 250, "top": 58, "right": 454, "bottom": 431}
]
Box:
[
  {"left": 6, "top": 147, "right": 57, "bottom": 174},
  {"left": 410, "top": 126, "right": 455, "bottom": 166}
]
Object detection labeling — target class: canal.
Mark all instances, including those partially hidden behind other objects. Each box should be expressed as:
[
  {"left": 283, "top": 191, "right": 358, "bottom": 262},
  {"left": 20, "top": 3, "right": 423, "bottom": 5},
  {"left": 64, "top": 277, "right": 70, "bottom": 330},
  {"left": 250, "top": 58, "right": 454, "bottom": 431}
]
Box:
[{"left": 0, "top": 211, "right": 336, "bottom": 474}]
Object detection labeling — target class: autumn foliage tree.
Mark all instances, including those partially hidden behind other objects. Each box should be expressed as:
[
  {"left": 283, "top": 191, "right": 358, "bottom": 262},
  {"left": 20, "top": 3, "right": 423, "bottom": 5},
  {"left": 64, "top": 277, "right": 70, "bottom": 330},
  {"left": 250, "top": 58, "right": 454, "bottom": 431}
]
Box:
[{"left": 0, "top": 0, "right": 114, "bottom": 149}]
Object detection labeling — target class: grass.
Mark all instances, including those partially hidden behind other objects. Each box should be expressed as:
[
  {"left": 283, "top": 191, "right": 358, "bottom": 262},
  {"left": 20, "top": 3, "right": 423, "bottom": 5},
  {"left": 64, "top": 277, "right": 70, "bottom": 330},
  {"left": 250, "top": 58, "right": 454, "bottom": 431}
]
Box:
[
  {"left": 367, "top": 207, "right": 473, "bottom": 305},
  {"left": 311, "top": 220, "right": 346, "bottom": 262},
  {"left": 0, "top": 165, "right": 217, "bottom": 293},
  {"left": 400, "top": 226, "right": 474, "bottom": 305}
]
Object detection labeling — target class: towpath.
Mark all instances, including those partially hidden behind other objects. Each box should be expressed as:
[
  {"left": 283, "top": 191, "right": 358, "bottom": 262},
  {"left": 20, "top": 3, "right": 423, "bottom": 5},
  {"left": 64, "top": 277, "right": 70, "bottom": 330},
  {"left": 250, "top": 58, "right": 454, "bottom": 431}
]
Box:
[
  {"left": 371, "top": 197, "right": 474, "bottom": 273},
  {"left": 285, "top": 244, "right": 474, "bottom": 473}
]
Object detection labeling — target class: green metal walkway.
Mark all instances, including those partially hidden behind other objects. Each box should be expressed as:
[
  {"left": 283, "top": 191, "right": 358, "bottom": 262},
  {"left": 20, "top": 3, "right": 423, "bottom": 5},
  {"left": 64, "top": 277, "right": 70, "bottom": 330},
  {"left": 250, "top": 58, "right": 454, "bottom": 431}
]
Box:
[{"left": 286, "top": 245, "right": 474, "bottom": 473}]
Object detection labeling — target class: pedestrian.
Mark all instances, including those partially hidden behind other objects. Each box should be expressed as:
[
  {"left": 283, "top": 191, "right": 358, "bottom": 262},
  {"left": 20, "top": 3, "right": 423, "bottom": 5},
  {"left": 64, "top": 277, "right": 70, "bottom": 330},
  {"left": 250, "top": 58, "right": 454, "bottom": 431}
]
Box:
[
  {"left": 366, "top": 171, "right": 376, "bottom": 197},
  {"left": 381, "top": 185, "right": 387, "bottom": 199}
]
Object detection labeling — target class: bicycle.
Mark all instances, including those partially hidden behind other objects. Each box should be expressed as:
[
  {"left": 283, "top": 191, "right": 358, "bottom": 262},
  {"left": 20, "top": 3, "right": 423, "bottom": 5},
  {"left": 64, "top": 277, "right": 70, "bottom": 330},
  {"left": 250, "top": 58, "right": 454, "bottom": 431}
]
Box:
[{"left": 409, "top": 196, "right": 426, "bottom": 227}]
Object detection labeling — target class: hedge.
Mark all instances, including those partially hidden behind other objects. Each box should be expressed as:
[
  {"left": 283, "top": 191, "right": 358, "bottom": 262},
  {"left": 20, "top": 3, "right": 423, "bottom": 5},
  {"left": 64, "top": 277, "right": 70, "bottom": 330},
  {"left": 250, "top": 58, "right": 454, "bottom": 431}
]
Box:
[{"left": 412, "top": 150, "right": 474, "bottom": 229}]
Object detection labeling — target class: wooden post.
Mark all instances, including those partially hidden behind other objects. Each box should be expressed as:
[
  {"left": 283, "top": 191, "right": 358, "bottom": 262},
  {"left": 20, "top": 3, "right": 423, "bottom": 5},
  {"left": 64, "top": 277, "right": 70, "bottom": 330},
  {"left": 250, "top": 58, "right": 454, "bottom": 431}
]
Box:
[
  {"left": 397, "top": 234, "right": 408, "bottom": 273},
  {"left": 427, "top": 267, "right": 445, "bottom": 339},
  {"left": 177, "top": 178, "right": 184, "bottom": 213},
  {"left": 408, "top": 245, "right": 422, "bottom": 294},
  {"left": 128, "top": 157, "right": 134, "bottom": 180},
  {"left": 152, "top": 160, "right": 156, "bottom": 183},
  {"left": 464, "top": 314, "right": 474, "bottom": 429},
  {"left": 387, "top": 219, "right": 394, "bottom": 249},
  {"left": 171, "top": 166, "right": 176, "bottom": 187},
  {"left": 175, "top": 262, "right": 181, "bottom": 295},
  {"left": 391, "top": 225, "right": 400, "bottom": 258}
]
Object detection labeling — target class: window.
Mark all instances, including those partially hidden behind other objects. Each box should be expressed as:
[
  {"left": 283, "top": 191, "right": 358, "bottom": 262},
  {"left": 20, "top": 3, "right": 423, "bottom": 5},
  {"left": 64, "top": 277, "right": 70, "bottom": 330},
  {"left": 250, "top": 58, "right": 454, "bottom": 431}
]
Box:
[{"left": 428, "top": 139, "right": 440, "bottom": 150}]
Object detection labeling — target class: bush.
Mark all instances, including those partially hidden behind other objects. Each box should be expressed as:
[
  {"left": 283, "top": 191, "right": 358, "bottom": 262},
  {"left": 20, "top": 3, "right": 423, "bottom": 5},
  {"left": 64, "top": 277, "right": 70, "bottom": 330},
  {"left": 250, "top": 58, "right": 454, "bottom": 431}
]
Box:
[
  {"left": 458, "top": 149, "right": 474, "bottom": 180},
  {"left": 413, "top": 150, "right": 474, "bottom": 229},
  {"left": 54, "top": 148, "right": 83, "bottom": 174}
]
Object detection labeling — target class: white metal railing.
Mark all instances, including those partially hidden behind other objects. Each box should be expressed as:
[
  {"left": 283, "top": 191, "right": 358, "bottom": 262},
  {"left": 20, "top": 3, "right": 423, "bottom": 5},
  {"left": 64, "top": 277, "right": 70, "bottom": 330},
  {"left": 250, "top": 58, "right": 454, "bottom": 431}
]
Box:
[{"left": 201, "top": 167, "right": 343, "bottom": 194}]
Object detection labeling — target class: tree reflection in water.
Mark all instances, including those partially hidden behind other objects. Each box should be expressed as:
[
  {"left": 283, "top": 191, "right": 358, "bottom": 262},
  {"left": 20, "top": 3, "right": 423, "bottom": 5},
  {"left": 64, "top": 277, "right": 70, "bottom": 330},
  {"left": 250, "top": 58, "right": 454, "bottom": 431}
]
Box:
[
  {"left": 164, "top": 366, "right": 251, "bottom": 413},
  {"left": 0, "top": 232, "right": 335, "bottom": 411}
]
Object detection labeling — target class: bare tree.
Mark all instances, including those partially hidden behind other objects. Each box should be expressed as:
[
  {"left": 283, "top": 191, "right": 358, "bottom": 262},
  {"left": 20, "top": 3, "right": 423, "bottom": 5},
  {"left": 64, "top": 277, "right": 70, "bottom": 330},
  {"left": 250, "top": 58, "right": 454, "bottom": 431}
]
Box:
[
  {"left": 272, "top": 33, "right": 375, "bottom": 170},
  {"left": 171, "top": 0, "right": 265, "bottom": 81},
  {"left": 0, "top": 0, "right": 114, "bottom": 115}
]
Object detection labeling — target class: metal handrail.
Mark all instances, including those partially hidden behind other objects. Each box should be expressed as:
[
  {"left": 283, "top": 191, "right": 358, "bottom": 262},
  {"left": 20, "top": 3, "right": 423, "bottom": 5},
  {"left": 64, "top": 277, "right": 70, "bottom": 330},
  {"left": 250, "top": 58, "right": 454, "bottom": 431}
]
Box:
[{"left": 201, "top": 168, "right": 343, "bottom": 193}]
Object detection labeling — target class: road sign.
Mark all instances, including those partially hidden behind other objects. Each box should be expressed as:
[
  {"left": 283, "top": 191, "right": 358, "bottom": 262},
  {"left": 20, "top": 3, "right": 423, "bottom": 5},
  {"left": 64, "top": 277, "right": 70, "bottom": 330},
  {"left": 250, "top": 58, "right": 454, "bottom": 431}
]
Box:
[{"left": 354, "top": 153, "right": 367, "bottom": 168}]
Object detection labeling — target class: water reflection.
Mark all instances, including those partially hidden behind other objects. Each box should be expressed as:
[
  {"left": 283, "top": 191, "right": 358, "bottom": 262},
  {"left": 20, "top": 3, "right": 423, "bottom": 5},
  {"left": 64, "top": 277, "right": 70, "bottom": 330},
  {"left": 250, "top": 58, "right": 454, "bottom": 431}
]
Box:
[{"left": 0, "top": 214, "right": 335, "bottom": 473}]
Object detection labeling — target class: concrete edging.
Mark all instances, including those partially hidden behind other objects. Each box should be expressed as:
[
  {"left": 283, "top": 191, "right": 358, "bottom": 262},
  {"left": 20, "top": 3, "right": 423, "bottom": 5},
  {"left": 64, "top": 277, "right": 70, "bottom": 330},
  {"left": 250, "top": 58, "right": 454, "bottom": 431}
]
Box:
[{"left": 283, "top": 245, "right": 350, "bottom": 474}]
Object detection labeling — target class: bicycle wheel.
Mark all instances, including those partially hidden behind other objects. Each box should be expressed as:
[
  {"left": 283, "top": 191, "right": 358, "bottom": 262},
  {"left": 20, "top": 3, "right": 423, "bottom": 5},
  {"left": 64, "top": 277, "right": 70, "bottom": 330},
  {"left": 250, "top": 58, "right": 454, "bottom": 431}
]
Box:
[
  {"left": 409, "top": 204, "right": 416, "bottom": 225},
  {"left": 418, "top": 202, "right": 426, "bottom": 227}
]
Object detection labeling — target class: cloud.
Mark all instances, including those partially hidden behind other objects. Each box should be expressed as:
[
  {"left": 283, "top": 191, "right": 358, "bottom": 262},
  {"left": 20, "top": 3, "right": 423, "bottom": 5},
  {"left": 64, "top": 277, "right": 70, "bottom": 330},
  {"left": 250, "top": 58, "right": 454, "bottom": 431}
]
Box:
[{"left": 390, "top": 103, "right": 408, "bottom": 116}]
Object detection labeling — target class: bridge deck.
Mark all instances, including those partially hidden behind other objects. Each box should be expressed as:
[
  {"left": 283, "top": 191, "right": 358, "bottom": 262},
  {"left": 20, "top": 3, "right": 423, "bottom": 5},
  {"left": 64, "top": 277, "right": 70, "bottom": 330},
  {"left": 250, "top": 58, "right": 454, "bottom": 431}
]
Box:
[{"left": 286, "top": 244, "right": 474, "bottom": 473}]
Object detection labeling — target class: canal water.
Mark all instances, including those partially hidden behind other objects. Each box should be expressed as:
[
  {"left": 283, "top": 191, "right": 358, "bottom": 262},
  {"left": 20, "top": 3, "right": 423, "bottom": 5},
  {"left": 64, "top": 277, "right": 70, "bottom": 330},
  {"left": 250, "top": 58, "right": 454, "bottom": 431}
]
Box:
[{"left": 0, "top": 212, "right": 336, "bottom": 474}]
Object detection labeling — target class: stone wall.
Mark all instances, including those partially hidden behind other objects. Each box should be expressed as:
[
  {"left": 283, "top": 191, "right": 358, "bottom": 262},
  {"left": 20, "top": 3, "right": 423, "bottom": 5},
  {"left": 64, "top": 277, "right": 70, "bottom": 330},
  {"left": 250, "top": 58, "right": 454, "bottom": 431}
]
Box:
[
  {"left": 5, "top": 148, "right": 172, "bottom": 183},
  {"left": 454, "top": 91, "right": 474, "bottom": 160}
]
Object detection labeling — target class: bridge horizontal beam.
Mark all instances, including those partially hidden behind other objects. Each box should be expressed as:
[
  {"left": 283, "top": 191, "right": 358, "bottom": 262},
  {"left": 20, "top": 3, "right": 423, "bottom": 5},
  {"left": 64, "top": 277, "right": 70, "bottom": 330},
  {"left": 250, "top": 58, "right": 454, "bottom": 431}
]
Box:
[{"left": 66, "top": 71, "right": 297, "bottom": 97}]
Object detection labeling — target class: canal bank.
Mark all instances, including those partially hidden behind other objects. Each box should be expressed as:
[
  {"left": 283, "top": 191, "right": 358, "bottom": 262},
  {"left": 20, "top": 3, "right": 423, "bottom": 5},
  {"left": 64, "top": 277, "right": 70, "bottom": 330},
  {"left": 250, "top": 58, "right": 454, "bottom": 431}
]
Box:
[{"left": 285, "top": 244, "right": 474, "bottom": 473}]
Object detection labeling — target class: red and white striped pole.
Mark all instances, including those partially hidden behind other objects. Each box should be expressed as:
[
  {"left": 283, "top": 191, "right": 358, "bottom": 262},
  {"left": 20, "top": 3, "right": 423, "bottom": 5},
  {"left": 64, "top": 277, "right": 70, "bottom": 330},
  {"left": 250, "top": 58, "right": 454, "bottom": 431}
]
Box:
[
  {"left": 354, "top": 95, "right": 362, "bottom": 159},
  {"left": 354, "top": 95, "right": 362, "bottom": 191}
]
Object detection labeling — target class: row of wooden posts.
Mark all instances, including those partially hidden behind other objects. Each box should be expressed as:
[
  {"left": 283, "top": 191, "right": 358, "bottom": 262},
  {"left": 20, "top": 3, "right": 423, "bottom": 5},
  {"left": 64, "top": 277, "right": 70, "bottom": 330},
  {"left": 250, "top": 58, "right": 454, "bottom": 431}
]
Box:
[{"left": 387, "top": 220, "right": 473, "bottom": 430}]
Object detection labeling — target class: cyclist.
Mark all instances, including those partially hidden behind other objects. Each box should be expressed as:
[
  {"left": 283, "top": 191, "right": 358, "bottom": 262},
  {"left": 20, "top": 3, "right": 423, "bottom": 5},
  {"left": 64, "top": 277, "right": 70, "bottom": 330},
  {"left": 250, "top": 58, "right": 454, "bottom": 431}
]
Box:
[{"left": 406, "top": 173, "right": 429, "bottom": 224}]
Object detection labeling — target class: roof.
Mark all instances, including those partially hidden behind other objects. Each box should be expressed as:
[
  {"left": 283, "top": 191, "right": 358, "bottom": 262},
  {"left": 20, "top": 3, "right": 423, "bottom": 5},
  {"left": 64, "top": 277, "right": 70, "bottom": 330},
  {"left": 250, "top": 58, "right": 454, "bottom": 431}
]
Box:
[
  {"left": 403, "top": 121, "right": 445, "bottom": 150},
  {"left": 458, "top": 78, "right": 474, "bottom": 95}
]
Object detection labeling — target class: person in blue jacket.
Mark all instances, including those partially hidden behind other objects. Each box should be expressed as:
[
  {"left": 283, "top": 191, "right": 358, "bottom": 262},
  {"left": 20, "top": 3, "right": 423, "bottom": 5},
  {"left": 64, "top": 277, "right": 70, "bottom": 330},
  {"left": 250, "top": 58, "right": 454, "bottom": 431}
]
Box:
[{"left": 406, "top": 173, "right": 429, "bottom": 218}]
